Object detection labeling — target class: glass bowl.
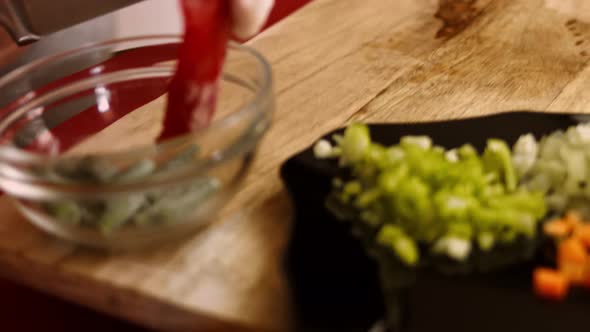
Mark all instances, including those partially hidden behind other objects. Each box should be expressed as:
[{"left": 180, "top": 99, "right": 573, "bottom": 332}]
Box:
[{"left": 0, "top": 35, "right": 274, "bottom": 251}]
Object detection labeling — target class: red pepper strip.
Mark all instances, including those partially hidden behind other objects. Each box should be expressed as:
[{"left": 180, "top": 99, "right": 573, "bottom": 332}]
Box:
[{"left": 158, "top": 0, "right": 231, "bottom": 141}]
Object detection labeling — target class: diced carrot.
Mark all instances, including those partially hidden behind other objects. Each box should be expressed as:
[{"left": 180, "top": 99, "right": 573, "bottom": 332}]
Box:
[
  {"left": 543, "top": 219, "right": 572, "bottom": 238},
  {"left": 560, "top": 262, "right": 588, "bottom": 284},
  {"left": 584, "top": 266, "right": 590, "bottom": 289},
  {"left": 558, "top": 238, "right": 588, "bottom": 263},
  {"left": 583, "top": 269, "right": 590, "bottom": 289},
  {"left": 565, "top": 211, "right": 582, "bottom": 229},
  {"left": 558, "top": 238, "right": 589, "bottom": 283},
  {"left": 573, "top": 224, "right": 590, "bottom": 249},
  {"left": 533, "top": 268, "right": 569, "bottom": 300}
]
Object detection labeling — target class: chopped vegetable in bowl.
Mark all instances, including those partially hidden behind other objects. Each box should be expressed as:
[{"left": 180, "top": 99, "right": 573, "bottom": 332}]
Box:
[{"left": 38, "top": 145, "right": 220, "bottom": 235}]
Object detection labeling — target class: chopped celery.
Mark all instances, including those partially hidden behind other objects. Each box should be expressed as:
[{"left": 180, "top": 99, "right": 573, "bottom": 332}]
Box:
[
  {"left": 400, "top": 136, "right": 432, "bottom": 150},
  {"left": 477, "top": 232, "right": 495, "bottom": 251},
  {"left": 42, "top": 145, "right": 219, "bottom": 234},
  {"left": 98, "top": 195, "right": 146, "bottom": 234},
  {"left": 318, "top": 123, "right": 546, "bottom": 265},
  {"left": 512, "top": 133, "right": 538, "bottom": 177},
  {"left": 517, "top": 122, "right": 590, "bottom": 218},
  {"left": 433, "top": 236, "right": 471, "bottom": 261},
  {"left": 377, "top": 165, "right": 409, "bottom": 193},
  {"left": 377, "top": 225, "right": 419, "bottom": 266},
  {"left": 45, "top": 201, "right": 82, "bottom": 225},
  {"left": 340, "top": 123, "right": 371, "bottom": 164},
  {"left": 313, "top": 139, "right": 334, "bottom": 159},
  {"left": 482, "top": 139, "right": 517, "bottom": 191},
  {"left": 115, "top": 160, "right": 156, "bottom": 182}
]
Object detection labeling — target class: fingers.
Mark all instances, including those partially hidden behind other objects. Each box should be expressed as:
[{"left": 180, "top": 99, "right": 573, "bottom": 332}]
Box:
[{"left": 230, "top": 0, "right": 275, "bottom": 39}]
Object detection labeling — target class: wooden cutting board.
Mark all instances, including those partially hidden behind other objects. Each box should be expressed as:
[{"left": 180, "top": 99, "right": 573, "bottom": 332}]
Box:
[{"left": 2, "top": 0, "right": 590, "bottom": 331}]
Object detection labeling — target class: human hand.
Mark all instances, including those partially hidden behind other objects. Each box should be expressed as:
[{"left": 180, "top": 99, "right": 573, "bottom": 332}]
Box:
[{"left": 230, "top": 0, "right": 275, "bottom": 39}]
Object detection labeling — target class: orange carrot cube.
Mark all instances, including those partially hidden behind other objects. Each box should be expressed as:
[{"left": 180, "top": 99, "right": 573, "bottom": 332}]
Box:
[
  {"left": 558, "top": 238, "right": 589, "bottom": 283},
  {"left": 543, "top": 219, "right": 572, "bottom": 238},
  {"left": 573, "top": 224, "right": 590, "bottom": 249},
  {"left": 533, "top": 268, "right": 569, "bottom": 300}
]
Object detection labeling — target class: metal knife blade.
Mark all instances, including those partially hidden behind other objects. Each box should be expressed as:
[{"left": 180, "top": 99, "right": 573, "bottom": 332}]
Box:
[{"left": 1, "top": 0, "right": 143, "bottom": 45}]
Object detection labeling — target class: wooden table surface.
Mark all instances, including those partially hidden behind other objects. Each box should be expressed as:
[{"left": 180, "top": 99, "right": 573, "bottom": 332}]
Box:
[{"left": 3, "top": 0, "right": 590, "bottom": 331}]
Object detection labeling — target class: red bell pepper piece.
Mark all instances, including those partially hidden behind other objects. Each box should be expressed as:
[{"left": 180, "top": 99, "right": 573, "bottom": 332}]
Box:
[{"left": 158, "top": 0, "right": 231, "bottom": 141}]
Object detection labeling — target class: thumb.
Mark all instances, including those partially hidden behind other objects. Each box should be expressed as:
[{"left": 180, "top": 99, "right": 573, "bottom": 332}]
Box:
[{"left": 230, "top": 0, "right": 275, "bottom": 40}]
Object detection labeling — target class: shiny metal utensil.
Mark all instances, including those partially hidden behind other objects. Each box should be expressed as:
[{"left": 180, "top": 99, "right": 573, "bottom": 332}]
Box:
[{"left": 0, "top": 0, "right": 142, "bottom": 45}]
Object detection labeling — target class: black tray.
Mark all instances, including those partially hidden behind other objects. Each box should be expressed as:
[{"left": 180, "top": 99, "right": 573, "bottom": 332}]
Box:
[{"left": 280, "top": 111, "right": 590, "bottom": 332}]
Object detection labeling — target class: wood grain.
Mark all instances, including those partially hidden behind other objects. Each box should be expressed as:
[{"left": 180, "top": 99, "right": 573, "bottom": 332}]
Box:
[{"left": 2, "top": 0, "right": 590, "bottom": 331}]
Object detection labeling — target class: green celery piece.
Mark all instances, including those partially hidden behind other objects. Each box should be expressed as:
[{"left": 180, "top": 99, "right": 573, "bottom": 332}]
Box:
[
  {"left": 45, "top": 201, "right": 82, "bottom": 225},
  {"left": 432, "top": 236, "right": 472, "bottom": 261},
  {"left": 477, "top": 232, "right": 495, "bottom": 251},
  {"left": 482, "top": 139, "right": 517, "bottom": 192},
  {"left": 402, "top": 145, "right": 445, "bottom": 181},
  {"left": 524, "top": 173, "right": 552, "bottom": 194},
  {"left": 384, "top": 146, "right": 405, "bottom": 166},
  {"left": 340, "top": 123, "right": 371, "bottom": 164},
  {"left": 391, "top": 177, "right": 436, "bottom": 241},
  {"left": 364, "top": 144, "right": 388, "bottom": 169},
  {"left": 532, "top": 160, "right": 566, "bottom": 185},
  {"left": 98, "top": 195, "right": 146, "bottom": 234},
  {"left": 400, "top": 136, "right": 432, "bottom": 150},
  {"left": 55, "top": 156, "right": 118, "bottom": 182},
  {"left": 458, "top": 144, "right": 478, "bottom": 160},
  {"left": 445, "top": 158, "right": 485, "bottom": 189},
  {"left": 159, "top": 145, "right": 200, "bottom": 173},
  {"left": 83, "top": 157, "right": 119, "bottom": 182},
  {"left": 432, "top": 146, "right": 445, "bottom": 155},
  {"left": 332, "top": 177, "right": 344, "bottom": 188},
  {"left": 480, "top": 183, "right": 505, "bottom": 199},
  {"left": 332, "top": 134, "right": 344, "bottom": 145},
  {"left": 499, "top": 229, "right": 518, "bottom": 243},
  {"left": 446, "top": 221, "right": 473, "bottom": 239},
  {"left": 340, "top": 180, "right": 362, "bottom": 203},
  {"left": 360, "top": 210, "right": 382, "bottom": 227},
  {"left": 434, "top": 190, "right": 477, "bottom": 223},
  {"left": 78, "top": 201, "right": 104, "bottom": 226},
  {"left": 545, "top": 193, "right": 568, "bottom": 212},
  {"left": 392, "top": 237, "right": 420, "bottom": 266},
  {"left": 469, "top": 207, "right": 505, "bottom": 232},
  {"left": 377, "top": 224, "right": 419, "bottom": 266},
  {"left": 514, "top": 212, "right": 537, "bottom": 237},
  {"left": 473, "top": 207, "right": 537, "bottom": 238},
  {"left": 343, "top": 181, "right": 362, "bottom": 195},
  {"left": 355, "top": 188, "right": 381, "bottom": 209},
  {"left": 459, "top": 157, "right": 485, "bottom": 177},
  {"left": 377, "top": 223, "right": 405, "bottom": 241},
  {"left": 538, "top": 131, "right": 564, "bottom": 160},
  {"left": 485, "top": 191, "right": 546, "bottom": 219},
  {"left": 560, "top": 147, "right": 587, "bottom": 196},
  {"left": 115, "top": 160, "right": 156, "bottom": 182},
  {"left": 351, "top": 161, "right": 378, "bottom": 182},
  {"left": 135, "top": 178, "right": 220, "bottom": 226},
  {"left": 449, "top": 182, "right": 479, "bottom": 198},
  {"left": 483, "top": 172, "right": 498, "bottom": 184},
  {"left": 377, "top": 164, "right": 409, "bottom": 193}
]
